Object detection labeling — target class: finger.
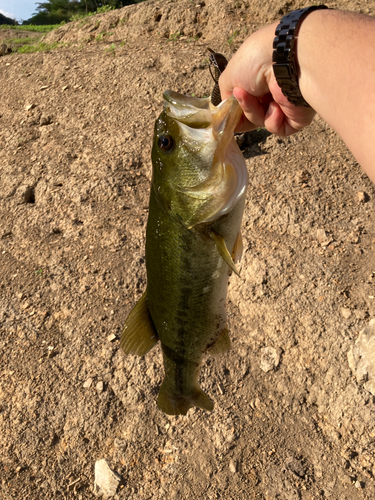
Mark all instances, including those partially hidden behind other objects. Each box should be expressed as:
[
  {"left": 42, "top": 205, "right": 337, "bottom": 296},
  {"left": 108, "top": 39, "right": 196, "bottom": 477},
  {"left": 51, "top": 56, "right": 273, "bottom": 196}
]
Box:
[
  {"left": 264, "top": 101, "right": 314, "bottom": 137},
  {"left": 234, "top": 113, "right": 258, "bottom": 134},
  {"left": 233, "top": 87, "right": 266, "bottom": 128}
]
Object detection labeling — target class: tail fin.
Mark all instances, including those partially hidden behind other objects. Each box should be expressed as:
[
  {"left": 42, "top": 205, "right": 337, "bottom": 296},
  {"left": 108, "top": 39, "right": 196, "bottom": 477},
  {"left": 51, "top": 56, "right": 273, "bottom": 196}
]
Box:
[{"left": 157, "top": 382, "right": 214, "bottom": 416}]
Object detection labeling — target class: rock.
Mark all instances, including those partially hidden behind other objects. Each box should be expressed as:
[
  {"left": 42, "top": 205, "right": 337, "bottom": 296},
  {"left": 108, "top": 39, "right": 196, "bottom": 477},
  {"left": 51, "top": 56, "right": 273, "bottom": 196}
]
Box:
[
  {"left": 348, "top": 319, "right": 375, "bottom": 390},
  {"left": 40, "top": 114, "right": 52, "bottom": 126},
  {"left": 107, "top": 333, "right": 117, "bottom": 342},
  {"left": 94, "top": 459, "right": 121, "bottom": 498},
  {"left": 260, "top": 347, "right": 281, "bottom": 373},
  {"left": 347, "top": 231, "right": 359, "bottom": 244},
  {"left": 83, "top": 378, "right": 93, "bottom": 388},
  {"left": 285, "top": 457, "right": 306, "bottom": 478},
  {"left": 341, "top": 308, "right": 352, "bottom": 319},
  {"left": 96, "top": 381, "right": 104, "bottom": 393},
  {"left": 229, "top": 459, "right": 237, "bottom": 473},
  {"left": 316, "top": 228, "right": 331, "bottom": 246},
  {"left": 357, "top": 191, "right": 368, "bottom": 203}
]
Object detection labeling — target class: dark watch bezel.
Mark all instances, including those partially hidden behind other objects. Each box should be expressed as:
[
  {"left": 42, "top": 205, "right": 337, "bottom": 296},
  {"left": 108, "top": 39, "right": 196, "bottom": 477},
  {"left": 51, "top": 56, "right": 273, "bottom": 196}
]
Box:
[{"left": 272, "top": 5, "right": 329, "bottom": 107}]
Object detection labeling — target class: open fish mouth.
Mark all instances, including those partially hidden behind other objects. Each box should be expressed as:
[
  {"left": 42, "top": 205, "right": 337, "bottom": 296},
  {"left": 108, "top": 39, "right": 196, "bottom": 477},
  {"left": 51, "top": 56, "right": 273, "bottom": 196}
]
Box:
[{"left": 163, "top": 90, "right": 247, "bottom": 228}]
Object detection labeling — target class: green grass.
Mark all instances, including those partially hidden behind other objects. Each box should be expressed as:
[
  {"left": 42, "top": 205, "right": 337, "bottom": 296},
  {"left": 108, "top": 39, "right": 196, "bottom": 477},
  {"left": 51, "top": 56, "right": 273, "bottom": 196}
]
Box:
[
  {"left": 168, "top": 30, "right": 182, "bottom": 41},
  {"left": 15, "top": 41, "right": 69, "bottom": 54},
  {"left": 227, "top": 29, "right": 239, "bottom": 45},
  {"left": 95, "top": 31, "right": 113, "bottom": 42},
  {"left": 70, "top": 5, "right": 114, "bottom": 22},
  {"left": 0, "top": 23, "right": 63, "bottom": 33},
  {"left": 104, "top": 43, "right": 116, "bottom": 55},
  {"left": 6, "top": 36, "right": 39, "bottom": 45}
]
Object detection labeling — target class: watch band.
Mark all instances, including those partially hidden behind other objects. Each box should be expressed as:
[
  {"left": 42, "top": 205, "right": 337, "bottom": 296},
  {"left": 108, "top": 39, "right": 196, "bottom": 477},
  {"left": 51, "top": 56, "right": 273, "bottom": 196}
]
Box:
[{"left": 272, "top": 5, "right": 329, "bottom": 107}]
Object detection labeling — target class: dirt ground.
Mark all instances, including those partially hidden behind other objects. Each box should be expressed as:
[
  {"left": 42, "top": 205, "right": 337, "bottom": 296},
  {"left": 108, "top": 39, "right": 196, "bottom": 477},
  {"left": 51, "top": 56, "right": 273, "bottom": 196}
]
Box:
[{"left": 1, "top": 0, "right": 375, "bottom": 498}]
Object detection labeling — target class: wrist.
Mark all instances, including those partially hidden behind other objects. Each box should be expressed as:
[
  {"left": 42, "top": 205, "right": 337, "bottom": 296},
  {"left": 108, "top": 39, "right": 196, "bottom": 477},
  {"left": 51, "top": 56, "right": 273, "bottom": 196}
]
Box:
[{"left": 272, "top": 5, "right": 329, "bottom": 107}]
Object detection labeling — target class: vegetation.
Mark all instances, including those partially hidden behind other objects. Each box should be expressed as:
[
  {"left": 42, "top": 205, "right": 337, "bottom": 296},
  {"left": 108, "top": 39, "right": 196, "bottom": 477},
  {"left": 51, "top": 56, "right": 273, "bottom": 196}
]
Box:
[
  {"left": 22, "top": 0, "right": 146, "bottom": 26},
  {"left": 0, "top": 12, "right": 16, "bottom": 25},
  {"left": 16, "top": 41, "right": 69, "bottom": 54},
  {"left": 0, "top": 23, "right": 64, "bottom": 33}
]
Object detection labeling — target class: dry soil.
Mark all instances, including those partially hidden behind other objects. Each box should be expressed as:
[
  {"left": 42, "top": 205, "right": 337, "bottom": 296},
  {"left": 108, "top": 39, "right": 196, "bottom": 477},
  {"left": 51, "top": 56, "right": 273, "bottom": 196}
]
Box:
[{"left": 1, "top": 0, "right": 375, "bottom": 499}]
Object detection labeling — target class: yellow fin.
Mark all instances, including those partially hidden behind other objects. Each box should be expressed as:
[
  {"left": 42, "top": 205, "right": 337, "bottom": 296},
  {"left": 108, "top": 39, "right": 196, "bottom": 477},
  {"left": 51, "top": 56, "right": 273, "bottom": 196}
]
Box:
[
  {"left": 232, "top": 231, "right": 243, "bottom": 264},
  {"left": 120, "top": 291, "right": 159, "bottom": 356},
  {"left": 209, "top": 229, "right": 240, "bottom": 276},
  {"left": 157, "top": 382, "right": 214, "bottom": 416},
  {"left": 207, "top": 327, "right": 231, "bottom": 355}
]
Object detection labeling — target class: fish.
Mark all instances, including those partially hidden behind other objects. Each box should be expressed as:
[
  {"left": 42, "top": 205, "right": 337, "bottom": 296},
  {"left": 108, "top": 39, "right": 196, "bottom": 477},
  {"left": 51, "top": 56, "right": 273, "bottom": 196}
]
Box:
[{"left": 121, "top": 90, "right": 248, "bottom": 416}]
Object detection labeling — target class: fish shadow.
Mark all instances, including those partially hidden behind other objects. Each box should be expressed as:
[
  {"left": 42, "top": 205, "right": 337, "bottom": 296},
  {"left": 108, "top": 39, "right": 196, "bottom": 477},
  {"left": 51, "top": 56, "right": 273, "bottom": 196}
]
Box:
[{"left": 236, "top": 128, "right": 272, "bottom": 159}]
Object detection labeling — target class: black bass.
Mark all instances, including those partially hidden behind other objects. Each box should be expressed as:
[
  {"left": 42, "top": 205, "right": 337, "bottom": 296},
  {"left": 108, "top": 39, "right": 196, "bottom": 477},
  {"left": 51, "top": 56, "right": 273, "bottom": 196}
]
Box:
[{"left": 121, "top": 90, "right": 248, "bottom": 415}]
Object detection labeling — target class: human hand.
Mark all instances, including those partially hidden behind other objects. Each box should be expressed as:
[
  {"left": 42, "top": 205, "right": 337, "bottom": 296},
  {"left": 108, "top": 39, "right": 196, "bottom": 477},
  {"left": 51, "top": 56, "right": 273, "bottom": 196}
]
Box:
[{"left": 219, "top": 22, "right": 316, "bottom": 136}]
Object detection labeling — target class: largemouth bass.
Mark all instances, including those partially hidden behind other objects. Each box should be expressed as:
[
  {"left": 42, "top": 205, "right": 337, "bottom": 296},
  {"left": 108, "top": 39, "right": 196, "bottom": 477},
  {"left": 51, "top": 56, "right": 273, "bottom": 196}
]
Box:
[{"left": 121, "top": 90, "right": 248, "bottom": 415}]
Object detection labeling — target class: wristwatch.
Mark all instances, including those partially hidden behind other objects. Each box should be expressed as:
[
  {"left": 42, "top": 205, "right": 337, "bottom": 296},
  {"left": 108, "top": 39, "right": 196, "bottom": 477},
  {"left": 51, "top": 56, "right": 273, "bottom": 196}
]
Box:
[{"left": 272, "top": 5, "right": 329, "bottom": 107}]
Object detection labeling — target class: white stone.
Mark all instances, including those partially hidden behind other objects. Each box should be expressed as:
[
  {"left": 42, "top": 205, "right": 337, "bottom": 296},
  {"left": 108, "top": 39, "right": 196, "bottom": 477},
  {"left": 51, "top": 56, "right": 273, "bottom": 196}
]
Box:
[
  {"left": 341, "top": 308, "right": 352, "bottom": 319},
  {"left": 94, "top": 459, "right": 121, "bottom": 498},
  {"left": 83, "top": 378, "right": 93, "bottom": 388},
  {"left": 260, "top": 346, "right": 281, "bottom": 373},
  {"left": 348, "top": 319, "right": 375, "bottom": 389}
]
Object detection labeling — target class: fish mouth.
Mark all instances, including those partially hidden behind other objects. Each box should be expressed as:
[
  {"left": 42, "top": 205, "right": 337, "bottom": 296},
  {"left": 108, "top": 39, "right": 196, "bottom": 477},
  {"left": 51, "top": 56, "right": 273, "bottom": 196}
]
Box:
[
  {"left": 163, "top": 90, "right": 214, "bottom": 128},
  {"left": 211, "top": 95, "right": 243, "bottom": 153},
  {"left": 162, "top": 90, "right": 248, "bottom": 228}
]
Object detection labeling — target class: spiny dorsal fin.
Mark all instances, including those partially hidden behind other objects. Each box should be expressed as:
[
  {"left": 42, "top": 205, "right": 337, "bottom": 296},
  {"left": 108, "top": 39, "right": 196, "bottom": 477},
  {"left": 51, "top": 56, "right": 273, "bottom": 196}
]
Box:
[
  {"left": 209, "top": 228, "right": 240, "bottom": 276},
  {"left": 120, "top": 291, "right": 159, "bottom": 356}
]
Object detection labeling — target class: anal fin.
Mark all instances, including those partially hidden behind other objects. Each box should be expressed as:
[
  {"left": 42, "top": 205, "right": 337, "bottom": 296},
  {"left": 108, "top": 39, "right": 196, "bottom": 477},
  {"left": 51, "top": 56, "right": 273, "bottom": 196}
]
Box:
[
  {"left": 120, "top": 291, "right": 159, "bottom": 356},
  {"left": 209, "top": 228, "right": 240, "bottom": 276}
]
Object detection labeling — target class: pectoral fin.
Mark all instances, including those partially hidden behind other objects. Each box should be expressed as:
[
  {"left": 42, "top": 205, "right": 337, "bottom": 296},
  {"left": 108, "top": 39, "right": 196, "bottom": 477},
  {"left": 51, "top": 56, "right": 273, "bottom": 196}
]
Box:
[
  {"left": 209, "top": 229, "right": 240, "bottom": 276},
  {"left": 120, "top": 291, "right": 159, "bottom": 356}
]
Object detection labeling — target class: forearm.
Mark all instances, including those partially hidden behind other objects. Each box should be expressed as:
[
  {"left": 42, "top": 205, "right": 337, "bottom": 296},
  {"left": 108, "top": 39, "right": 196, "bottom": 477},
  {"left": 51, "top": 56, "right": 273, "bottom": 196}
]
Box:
[{"left": 297, "top": 10, "right": 375, "bottom": 181}]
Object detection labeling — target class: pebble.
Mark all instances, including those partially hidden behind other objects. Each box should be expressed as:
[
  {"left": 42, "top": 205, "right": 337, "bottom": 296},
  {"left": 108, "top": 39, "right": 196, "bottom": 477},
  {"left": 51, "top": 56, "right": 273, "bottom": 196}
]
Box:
[
  {"left": 229, "top": 460, "right": 237, "bottom": 473},
  {"left": 94, "top": 459, "right": 121, "bottom": 498},
  {"left": 341, "top": 308, "right": 352, "bottom": 319},
  {"left": 260, "top": 346, "right": 281, "bottom": 373},
  {"left": 316, "top": 228, "right": 331, "bottom": 247},
  {"left": 96, "top": 381, "right": 104, "bottom": 393},
  {"left": 357, "top": 191, "right": 368, "bottom": 203},
  {"left": 348, "top": 319, "right": 375, "bottom": 391},
  {"left": 83, "top": 378, "right": 93, "bottom": 388},
  {"left": 40, "top": 114, "right": 52, "bottom": 126},
  {"left": 285, "top": 457, "right": 306, "bottom": 478},
  {"left": 107, "top": 333, "right": 117, "bottom": 342}
]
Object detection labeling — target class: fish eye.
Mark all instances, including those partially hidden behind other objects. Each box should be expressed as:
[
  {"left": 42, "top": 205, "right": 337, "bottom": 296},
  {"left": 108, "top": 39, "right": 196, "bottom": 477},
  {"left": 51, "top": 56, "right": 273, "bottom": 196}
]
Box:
[{"left": 158, "top": 134, "right": 174, "bottom": 152}]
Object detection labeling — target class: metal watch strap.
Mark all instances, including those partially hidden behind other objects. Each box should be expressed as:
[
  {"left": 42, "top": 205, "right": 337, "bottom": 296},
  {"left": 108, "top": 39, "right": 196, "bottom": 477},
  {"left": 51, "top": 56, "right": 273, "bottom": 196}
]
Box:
[{"left": 272, "top": 5, "right": 328, "bottom": 107}]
